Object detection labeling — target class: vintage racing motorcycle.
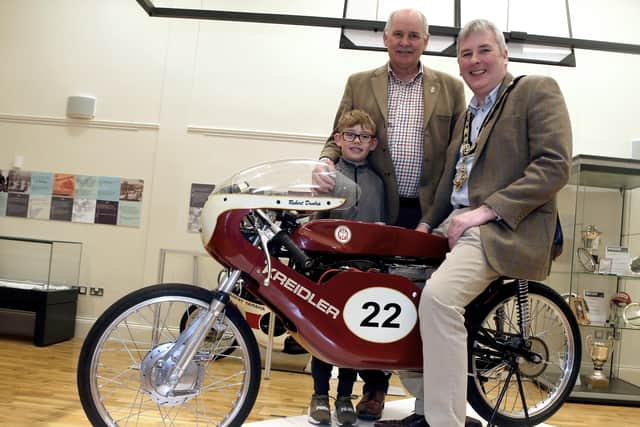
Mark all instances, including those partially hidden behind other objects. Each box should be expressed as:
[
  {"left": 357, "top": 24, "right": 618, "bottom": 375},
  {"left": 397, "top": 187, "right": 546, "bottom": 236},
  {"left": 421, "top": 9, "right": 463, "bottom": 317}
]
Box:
[{"left": 77, "top": 159, "right": 581, "bottom": 427}]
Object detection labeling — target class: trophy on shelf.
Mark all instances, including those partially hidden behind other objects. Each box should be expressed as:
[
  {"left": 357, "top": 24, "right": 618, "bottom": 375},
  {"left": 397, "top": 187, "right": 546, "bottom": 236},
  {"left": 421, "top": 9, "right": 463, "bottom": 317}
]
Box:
[
  {"left": 577, "top": 225, "right": 602, "bottom": 272},
  {"left": 609, "top": 291, "right": 631, "bottom": 327},
  {"left": 569, "top": 295, "right": 590, "bottom": 325},
  {"left": 586, "top": 333, "right": 615, "bottom": 388},
  {"left": 623, "top": 302, "right": 640, "bottom": 328}
]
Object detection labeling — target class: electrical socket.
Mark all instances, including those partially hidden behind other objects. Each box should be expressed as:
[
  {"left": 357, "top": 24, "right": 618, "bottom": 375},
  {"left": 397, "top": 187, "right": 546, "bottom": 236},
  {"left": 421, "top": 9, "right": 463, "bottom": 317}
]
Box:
[
  {"left": 89, "top": 287, "right": 104, "bottom": 296},
  {"left": 72, "top": 285, "right": 87, "bottom": 295}
]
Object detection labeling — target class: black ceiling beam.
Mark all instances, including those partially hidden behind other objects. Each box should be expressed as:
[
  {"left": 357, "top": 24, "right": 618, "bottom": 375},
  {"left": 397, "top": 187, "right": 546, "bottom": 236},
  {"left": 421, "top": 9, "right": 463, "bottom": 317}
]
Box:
[
  {"left": 135, "top": 0, "right": 154, "bottom": 15},
  {"left": 150, "top": 7, "right": 384, "bottom": 31},
  {"left": 135, "top": 2, "right": 640, "bottom": 56},
  {"left": 506, "top": 32, "right": 640, "bottom": 55}
]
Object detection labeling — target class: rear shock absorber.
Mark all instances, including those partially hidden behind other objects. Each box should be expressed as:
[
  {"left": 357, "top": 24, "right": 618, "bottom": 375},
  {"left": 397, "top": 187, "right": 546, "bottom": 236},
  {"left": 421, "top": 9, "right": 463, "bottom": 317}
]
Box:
[{"left": 516, "top": 279, "right": 531, "bottom": 340}]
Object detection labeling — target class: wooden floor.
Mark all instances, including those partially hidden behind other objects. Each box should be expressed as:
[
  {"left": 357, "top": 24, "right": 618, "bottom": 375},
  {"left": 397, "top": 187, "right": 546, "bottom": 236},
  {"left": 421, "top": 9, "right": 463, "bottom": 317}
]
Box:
[{"left": 0, "top": 337, "right": 638, "bottom": 426}]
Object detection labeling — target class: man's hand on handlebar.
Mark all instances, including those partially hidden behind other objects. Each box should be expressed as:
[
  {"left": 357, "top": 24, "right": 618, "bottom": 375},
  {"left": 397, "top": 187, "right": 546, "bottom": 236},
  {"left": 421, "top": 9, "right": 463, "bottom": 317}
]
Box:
[{"left": 312, "top": 158, "right": 337, "bottom": 193}]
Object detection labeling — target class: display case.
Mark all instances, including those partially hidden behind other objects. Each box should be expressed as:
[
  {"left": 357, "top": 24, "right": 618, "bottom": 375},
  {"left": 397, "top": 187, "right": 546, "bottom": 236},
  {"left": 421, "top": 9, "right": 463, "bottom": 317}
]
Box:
[
  {"left": 0, "top": 236, "right": 81, "bottom": 346},
  {"left": 555, "top": 155, "right": 640, "bottom": 405}
]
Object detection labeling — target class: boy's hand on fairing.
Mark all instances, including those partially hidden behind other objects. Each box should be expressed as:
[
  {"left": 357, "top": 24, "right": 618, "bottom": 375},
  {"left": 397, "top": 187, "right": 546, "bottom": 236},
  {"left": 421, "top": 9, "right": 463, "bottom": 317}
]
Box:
[{"left": 313, "top": 158, "right": 337, "bottom": 193}]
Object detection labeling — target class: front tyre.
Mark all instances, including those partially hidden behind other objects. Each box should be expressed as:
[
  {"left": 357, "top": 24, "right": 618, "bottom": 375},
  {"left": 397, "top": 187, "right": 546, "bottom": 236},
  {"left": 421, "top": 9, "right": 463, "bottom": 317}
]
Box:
[
  {"left": 77, "top": 284, "right": 261, "bottom": 427},
  {"left": 466, "top": 281, "right": 580, "bottom": 426}
]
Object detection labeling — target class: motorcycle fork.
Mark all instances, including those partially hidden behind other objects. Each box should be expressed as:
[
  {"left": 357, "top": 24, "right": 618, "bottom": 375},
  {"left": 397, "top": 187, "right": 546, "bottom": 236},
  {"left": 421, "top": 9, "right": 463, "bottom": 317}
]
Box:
[
  {"left": 150, "top": 268, "right": 243, "bottom": 392},
  {"left": 149, "top": 224, "right": 269, "bottom": 393}
]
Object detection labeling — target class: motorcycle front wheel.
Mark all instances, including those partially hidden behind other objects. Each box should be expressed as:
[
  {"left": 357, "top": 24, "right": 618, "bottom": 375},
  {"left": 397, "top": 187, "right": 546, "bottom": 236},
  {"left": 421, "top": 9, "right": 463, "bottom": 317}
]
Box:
[
  {"left": 77, "top": 284, "right": 261, "bottom": 427},
  {"left": 466, "top": 281, "right": 581, "bottom": 427}
]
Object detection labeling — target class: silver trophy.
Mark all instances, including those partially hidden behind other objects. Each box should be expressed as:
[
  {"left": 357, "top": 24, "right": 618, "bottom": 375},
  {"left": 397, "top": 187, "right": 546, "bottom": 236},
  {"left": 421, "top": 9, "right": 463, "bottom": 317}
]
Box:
[
  {"left": 623, "top": 302, "right": 640, "bottom": 328},
  {"left": 577, "top": 225, "right": 602, "bottom": 272}
]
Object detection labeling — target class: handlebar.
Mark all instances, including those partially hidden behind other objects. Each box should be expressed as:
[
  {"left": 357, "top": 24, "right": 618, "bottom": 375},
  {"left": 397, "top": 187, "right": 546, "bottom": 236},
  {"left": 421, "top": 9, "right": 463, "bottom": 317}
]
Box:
[
  {"left": 271, "top": 230, "right": 313, "bottom": 270},
  {"left": 253, "top": 208, "right": 313, "bottom": 273}
]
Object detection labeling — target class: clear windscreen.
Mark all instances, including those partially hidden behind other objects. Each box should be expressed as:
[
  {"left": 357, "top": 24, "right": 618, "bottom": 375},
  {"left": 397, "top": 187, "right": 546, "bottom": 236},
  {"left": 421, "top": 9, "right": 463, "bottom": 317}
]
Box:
[{"left": 213, "top": 159, "right": 359, "bottom": 211}]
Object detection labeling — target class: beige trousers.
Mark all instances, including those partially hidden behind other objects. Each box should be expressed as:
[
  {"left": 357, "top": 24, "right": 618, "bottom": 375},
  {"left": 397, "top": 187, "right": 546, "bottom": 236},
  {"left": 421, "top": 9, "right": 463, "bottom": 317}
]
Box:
[{"left": 400, "top": 209, "right": 500, "bottom": 427}]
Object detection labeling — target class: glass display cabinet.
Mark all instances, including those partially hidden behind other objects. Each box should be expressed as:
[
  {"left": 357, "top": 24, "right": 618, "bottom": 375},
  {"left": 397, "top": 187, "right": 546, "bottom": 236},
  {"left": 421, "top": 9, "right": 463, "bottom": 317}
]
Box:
[
  {"left": 0, "top": 236, "right": 82, "bottom": 346},
  {"left": 553, "top": 155, "right": 640, "bottom": 405}
]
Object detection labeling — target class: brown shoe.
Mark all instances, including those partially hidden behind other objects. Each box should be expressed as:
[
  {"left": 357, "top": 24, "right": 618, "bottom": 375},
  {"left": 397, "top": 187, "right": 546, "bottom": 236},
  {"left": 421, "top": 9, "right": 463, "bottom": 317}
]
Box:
[{"left": 356, "top": 390, "right": 385, "bottom": 420}]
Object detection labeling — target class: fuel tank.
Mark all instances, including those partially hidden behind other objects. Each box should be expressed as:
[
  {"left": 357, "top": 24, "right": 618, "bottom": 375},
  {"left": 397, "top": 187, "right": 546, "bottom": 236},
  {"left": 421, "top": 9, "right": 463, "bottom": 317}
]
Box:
[{"left": 291, "top": 219, "right": 448, "bottom": 261}]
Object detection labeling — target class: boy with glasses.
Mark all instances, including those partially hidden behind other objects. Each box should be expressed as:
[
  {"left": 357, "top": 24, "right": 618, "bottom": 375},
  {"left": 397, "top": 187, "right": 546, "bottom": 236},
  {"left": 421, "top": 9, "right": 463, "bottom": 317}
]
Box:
[{"left": 308, "top": 109, "right": 385, "bottom": 426}]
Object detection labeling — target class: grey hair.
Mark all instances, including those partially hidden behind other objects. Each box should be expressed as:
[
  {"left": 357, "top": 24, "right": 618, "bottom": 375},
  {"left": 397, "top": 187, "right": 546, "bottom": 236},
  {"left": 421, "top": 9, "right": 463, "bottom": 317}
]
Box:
[
  {"left": 384, "top": 8, "right": 429, "bottom": 36},
  {"left": 457, "top": 19, "right": 507, "bottom": 55}
]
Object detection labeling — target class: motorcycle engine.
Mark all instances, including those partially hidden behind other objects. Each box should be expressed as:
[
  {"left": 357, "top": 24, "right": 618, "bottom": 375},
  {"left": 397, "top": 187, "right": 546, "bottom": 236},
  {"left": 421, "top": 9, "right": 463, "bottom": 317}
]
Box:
[
  {"left": 316, "top": 258, "right": 435, "bottom": 288},
  {"left": 387, "top": 263, "right": 435, "bottom": 288}
]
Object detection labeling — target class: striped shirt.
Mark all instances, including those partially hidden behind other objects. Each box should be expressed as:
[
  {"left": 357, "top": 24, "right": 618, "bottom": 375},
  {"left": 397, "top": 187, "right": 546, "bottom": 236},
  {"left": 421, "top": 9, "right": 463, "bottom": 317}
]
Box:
[{"left": 387, "top": 65, "right": 424, "bottom": 198}]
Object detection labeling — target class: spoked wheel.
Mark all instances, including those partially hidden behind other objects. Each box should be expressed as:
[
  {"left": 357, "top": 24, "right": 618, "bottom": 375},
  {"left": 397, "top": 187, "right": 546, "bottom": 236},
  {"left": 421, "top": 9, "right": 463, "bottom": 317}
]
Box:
[
  {"left": 466, "top": 281, "right": 581, "bottom": 427},
  {"left": 180, "top": 304, "right": 238, "bottom": 359},
  {"left": 77, "top": 284, "right": 261, "bottom": 427}
]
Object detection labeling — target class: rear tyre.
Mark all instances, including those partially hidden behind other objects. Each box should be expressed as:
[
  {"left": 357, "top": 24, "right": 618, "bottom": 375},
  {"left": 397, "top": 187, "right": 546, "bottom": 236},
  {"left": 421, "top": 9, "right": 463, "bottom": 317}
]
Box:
[{"left": 467, "top": 281, "right": 581, "bottom": 426}]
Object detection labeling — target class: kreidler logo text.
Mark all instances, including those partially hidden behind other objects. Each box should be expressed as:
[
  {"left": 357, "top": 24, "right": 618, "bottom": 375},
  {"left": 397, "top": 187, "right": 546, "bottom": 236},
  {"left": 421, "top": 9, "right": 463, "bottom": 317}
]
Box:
[{"left": 261, "top": 266, "right": 340, "bottom": 319}]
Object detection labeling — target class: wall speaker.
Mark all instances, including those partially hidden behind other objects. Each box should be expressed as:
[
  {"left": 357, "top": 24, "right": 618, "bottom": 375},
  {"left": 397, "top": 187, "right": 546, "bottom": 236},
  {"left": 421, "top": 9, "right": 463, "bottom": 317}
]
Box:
[{"left": 67, "top": 95, "right": 96, "bottom": 119}]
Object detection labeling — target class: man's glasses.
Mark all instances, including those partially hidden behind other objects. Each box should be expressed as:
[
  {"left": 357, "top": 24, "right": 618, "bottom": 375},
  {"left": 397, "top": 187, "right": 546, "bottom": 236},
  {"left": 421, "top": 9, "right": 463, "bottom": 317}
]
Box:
[{"left": 341, "top": 131, "right": 374, "bottom": 143}]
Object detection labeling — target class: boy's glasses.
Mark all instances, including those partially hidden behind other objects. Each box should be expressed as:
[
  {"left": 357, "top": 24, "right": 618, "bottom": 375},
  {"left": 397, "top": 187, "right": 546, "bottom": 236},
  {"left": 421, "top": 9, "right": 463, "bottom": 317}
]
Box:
[{"left": 341, "top": 131, "right": 373, "bottom": 143}]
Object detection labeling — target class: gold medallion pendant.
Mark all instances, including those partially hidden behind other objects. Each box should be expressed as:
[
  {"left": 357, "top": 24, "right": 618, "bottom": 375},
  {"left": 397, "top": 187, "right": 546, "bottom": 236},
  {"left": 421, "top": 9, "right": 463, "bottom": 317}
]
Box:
[{"left": 453, "top": 164, "right": 467, "bottom": 191}]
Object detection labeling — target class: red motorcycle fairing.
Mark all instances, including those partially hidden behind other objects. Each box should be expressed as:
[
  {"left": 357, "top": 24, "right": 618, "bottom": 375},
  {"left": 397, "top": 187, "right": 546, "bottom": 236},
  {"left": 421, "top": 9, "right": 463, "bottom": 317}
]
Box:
[
  {"left": 259, "top": 267, "right": 424, "bottom": 369},
  {"left": 204, "top": 210, "right": 448, "bottom": 370},
  {"left": 291, "top": 219, "right": 449, "bottom": 260}
]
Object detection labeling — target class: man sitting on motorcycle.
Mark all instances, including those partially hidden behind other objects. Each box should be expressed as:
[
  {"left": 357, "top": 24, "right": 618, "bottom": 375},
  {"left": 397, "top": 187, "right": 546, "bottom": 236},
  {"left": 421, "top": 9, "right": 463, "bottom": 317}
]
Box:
[{"left": 375, "top": 18, "right": 572, "bottom": 427}]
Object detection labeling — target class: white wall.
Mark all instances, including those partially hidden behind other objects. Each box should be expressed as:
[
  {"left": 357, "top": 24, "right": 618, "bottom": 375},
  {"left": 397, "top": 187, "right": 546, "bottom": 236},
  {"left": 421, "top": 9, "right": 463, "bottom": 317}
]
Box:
[{"left": 1, "top": 0, "right": 640, "bottom": 331}]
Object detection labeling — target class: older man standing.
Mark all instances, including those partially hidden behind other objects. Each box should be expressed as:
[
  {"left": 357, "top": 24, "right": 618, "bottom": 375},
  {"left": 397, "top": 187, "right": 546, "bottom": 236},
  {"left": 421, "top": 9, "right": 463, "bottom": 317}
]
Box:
[
  {"left": 317, "top": 8, "right": 466, "bottom": 421},
  {"left": 374, "top": 18, "right": 572, "bottom": 427}
]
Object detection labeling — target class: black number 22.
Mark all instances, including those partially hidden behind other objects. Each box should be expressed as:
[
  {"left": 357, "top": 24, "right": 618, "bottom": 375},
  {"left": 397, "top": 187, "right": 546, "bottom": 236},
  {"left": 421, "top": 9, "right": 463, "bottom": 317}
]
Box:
[{"left": 360, "top": 301, "right": 401, "bottom": 328}]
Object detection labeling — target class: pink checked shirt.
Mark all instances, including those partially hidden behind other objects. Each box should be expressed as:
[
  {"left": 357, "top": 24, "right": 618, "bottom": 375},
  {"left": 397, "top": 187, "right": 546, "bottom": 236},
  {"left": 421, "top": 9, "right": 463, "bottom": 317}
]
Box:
[{"left": 387, "top": 65, "right": 424, "bottom": 198}]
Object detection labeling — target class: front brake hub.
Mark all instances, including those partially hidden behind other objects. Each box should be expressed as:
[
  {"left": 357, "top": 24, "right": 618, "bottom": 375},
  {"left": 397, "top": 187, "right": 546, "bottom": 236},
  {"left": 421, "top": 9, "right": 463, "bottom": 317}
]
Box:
[{"left": 140, "top": 342, "right": 204, "bottom": 406}]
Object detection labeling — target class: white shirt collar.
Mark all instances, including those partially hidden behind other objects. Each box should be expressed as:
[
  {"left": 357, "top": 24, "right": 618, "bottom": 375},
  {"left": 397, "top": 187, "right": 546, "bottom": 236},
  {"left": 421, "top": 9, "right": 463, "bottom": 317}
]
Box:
[{"left": 470, "top": 82, "right": 502, "bottom": 111}]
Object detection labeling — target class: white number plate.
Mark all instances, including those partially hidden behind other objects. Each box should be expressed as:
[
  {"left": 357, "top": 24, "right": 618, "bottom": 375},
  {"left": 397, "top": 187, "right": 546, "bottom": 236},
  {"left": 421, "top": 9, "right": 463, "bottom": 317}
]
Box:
[{"left": 343, "top": 287, "right": 417, "bottom": 343}]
